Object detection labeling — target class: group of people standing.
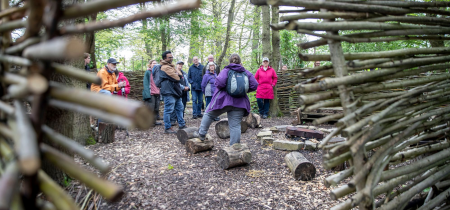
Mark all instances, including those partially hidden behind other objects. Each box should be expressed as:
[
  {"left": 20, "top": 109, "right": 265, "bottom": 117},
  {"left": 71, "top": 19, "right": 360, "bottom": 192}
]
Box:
[{"left": 87, "top": 50, "right": 279, "bottom": 145}]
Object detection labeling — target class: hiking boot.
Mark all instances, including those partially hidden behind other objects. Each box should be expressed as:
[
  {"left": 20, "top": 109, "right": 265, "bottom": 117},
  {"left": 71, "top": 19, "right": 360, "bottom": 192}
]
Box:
[
  {"left": 164, "top": 128, "right": 176, "bottom": 134},
  {"left": 214, "top": 117, "right": 220, "bottom": 121},
  {"left": 198, "top": 114, "right": 203, "bottom": 117},
  {"left": 193, "top": 115, "right": 198, "bottom": 119},
  {"left": 179, "top": 125, "right": 187, "bottom": 129},
  {"left": 199, "top": 133, "right": 206, "bottom": 141},
  {"left": 262, "top": 115, "right": 268, "bottom": 119}
]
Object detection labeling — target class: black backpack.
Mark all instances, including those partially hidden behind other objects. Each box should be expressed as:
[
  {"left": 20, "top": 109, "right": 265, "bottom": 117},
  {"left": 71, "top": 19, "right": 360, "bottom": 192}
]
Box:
[{"left": 226, "top": 69, "right": 249, "bottom": 97}]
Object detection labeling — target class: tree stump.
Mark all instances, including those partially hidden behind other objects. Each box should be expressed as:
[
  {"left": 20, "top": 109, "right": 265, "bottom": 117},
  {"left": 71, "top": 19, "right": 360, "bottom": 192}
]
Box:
[
  {"left": 98, "top": 122, "right": 116, "bottom": 144},
  {"left": 243, "top": 113, "right": 261, "bottom": 128},
  {"left": 176, "top": 127, "right": 199, "bottom": 145},
  {"left": 185, "top": 138, "right": 214, "bottom": 154},
  {"left": 284, "top": 152, "right": 316, "bottom": 181},
  {"left": 216, "top": 143, "right": 252, "bottom": 169},
  {"left": 215, "top": 118, "right": 248, "bottom": 139}
]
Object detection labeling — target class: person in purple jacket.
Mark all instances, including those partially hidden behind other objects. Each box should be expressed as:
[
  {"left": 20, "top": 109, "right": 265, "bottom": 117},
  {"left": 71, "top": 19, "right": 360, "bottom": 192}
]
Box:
[
  {"left": 198, "top": 54, "right": 259, "bottom": 146},
  {"left": 201, "top": 62, "right": 220, "bottom": 121}
]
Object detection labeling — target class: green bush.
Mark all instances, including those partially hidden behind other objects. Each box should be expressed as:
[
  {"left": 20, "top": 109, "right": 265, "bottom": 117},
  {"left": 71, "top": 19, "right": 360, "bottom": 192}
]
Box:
[{"left": 86, "top": 137, "right": 96, "bottom": 145}]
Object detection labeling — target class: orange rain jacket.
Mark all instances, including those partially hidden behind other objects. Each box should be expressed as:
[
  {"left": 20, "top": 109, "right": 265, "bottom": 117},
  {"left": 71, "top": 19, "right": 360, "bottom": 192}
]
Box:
[{"left": 90, "top": 66, "right": 119, "bottom": 93}]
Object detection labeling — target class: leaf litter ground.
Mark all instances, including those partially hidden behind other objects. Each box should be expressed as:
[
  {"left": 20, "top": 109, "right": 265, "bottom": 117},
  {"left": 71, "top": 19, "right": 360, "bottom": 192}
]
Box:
[{"left": 70, "top": 114, "right": 346, "bottom": 210}]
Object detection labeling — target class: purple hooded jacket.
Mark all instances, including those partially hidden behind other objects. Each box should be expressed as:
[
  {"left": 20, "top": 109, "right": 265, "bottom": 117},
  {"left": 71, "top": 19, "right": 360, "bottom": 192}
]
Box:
[
  {"left": 206, "top": 63, "right": 258, "bottom": 116},
  {"left": 201, "top": 71, "right": 217, "bottom": 95}
]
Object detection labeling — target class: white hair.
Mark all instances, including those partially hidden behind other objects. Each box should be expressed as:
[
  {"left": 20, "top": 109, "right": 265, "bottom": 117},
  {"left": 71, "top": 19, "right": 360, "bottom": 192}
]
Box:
[{"left": 208, "top": 62, "right": 215, "bottom": 66}]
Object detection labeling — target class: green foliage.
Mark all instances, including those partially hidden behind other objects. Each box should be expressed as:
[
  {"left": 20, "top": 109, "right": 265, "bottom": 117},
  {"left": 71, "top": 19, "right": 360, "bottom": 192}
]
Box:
[
  {"left": 167, "top": 164, "right": 174, "bottom": 170},
  {"left": 280, "top": 30, "right": 306, "bottom": 69},
  {"left": 62, "top": 174, "right": 73, "bottom": 187},
  {"left": 86, "top": 137, "right": 96, "bottom": 145}
]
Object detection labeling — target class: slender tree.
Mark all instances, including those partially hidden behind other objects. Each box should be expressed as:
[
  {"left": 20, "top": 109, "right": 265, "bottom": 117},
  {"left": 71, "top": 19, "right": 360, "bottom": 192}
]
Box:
[
  {"left": 251, "top": 6, "right": 261, "bottom": 69},
  {"left": 269, "top": 5, "right": 281, "bottom": 117},
  {"left": 217, "top": 0, "right": 236, "bottom": 70},
  {"left": 261, "top": 5, "right": 271, "bottom": 59}
]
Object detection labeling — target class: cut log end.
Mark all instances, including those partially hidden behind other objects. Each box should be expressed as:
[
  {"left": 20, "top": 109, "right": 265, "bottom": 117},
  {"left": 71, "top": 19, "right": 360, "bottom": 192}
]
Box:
[
  {"left": 285, "top": 152, "right": 316, "bottom": 181},
  {"left": 185, "top": 138, "right": 214, "bottom": 154},
  {"left": 176, "top": 127, "right": 199, "bottom": 145},
  {"left": 215, "top": 119, "right": 248, "bottom": 139},
  {"left": 134, "top": 106, "right": 154, "bottom": 130},
  {"left": 216, "top": 143, "right": 252, "bottom": 170}
]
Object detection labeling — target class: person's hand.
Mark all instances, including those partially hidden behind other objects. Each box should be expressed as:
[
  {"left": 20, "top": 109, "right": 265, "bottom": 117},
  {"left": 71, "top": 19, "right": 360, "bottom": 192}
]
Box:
[
  {"left": 119, "top": 81, "right": 126, "bottom": 87},
  {"left": 184, "top": 87, "right": 189, "bottom": 91}
]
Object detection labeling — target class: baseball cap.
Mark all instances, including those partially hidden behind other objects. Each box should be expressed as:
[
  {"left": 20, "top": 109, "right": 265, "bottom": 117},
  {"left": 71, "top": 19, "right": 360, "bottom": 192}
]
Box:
[
  {"left": 176, "top": 61, "right": 184, "bottom": 65},
  {"left": 107, "top": 58, "right": 120, "bottom": 64},
  {"left": 263, "top": 57, "right": 269, "bottom": 62}
]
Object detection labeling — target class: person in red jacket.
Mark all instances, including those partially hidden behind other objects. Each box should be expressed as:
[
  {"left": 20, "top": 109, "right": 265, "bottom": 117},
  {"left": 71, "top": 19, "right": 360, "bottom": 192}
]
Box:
[
  {"left": 114, "top": 70, "right": 131, "bottom": 98},
  {"left": 255, "top": 57, "right": 278, "bottom": 119}
]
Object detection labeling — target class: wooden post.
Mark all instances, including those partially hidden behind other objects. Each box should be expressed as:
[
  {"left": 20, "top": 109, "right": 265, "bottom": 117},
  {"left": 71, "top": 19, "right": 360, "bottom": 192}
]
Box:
[
  {"left": 98, "top": 122, "right": 116, "bottom": 144},
  {"left": 284, "top": 152, "right": 316, "bottom": 181},
  {"left": 216, "top": 143, "right": 252, "bottom": 169},
  {"left": 215, "top": 119, "right": 248, "bottom": 139}
]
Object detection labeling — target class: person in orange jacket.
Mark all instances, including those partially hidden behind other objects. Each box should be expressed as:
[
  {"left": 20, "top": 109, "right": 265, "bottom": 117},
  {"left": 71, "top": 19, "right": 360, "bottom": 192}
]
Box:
[{"left": 91, "top": 58, "right": 126, "bottom": 95}]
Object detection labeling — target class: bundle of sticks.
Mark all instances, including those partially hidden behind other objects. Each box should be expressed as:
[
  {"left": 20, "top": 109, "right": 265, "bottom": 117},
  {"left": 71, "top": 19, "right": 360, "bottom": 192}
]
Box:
[
  {"left": 251, "top": 0, "right": 450, "bottom": 209},
  {"left": 0, "top": 0, "right": 200, "bottom": 209}
]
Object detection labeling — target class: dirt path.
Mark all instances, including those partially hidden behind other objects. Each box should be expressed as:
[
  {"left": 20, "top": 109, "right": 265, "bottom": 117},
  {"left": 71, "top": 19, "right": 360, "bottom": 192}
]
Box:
[{"left": 71, "top": 116, "right": 342, "bottom": 209}]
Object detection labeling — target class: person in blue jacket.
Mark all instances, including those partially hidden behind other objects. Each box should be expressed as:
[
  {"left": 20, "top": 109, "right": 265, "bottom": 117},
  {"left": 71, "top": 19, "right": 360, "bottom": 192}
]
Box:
[{"left": 188, "top": 56, "right": 204, "bottom": 119}]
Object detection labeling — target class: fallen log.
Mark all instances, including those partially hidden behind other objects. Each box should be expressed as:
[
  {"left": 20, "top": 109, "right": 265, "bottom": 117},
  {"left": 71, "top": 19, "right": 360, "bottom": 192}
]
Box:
[
  {"left": 216, "top": 143, "right": 252, "bottom": 170},
  {"left": 98, "top": 122, "right": 116, "bottom": 144},
  {"left": 215, "top": 118, "right": 248, "bottom": 139},
  {"left": 185, "top": 138, "right": 214, "bottom": 154},
  {"left": 284, "top": 152, "right": 316, "bottom": 181},
  {"left": 176, "top": 127, "right": 199, "bottom": 145}
]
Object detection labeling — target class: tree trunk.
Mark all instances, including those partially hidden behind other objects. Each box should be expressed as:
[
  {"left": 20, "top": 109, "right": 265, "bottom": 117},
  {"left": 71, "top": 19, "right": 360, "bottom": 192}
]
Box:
[
  {"left": 216, "top": 143, "right": 252, "bottom": 169},
  {"left": 269, "top": 6, "right": 280, "bottom": 117},
  {"left": 140, "top": 3, "right": 152, "bottom": 58},
  {"left": 216, "top": 0, "right": 236, "bottom": 70},
  {"left": 99, "top": 122, "right": 116, "bottom": 144},
  {"left": 43, "top": 0, "right": 92, "bottom": 184},
  {"left": 251, "top": 6, "right": 261, "bottom": 68},
  {"left": 188, "top": 10, "right": 200, "bottom": 64},
  {"left": 284, "top": 152, "right": 316, "bottom": 181},
  {"left": 261, "top": 5, "right": 271, "bottom": 59},
  {"left": 85, "top": 13, "right": 97, "bottom": 69},
  {"left": 215, "top": 118, "right": 248, "bottom": 139},
  {"left": 160, "top": 17, "right": 167, "bottom": 52},
  {"left": 185, "top": 139, "right": 214, "bottom": 154},
  {"left": 176, "top": 127, "right": 199, "bottom": 145}
]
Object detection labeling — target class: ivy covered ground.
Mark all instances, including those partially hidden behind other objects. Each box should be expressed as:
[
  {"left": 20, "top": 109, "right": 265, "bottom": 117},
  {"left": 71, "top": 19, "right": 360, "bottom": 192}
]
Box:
[{"left": 69, "top": 113, "right": 341, "bottom": 210}]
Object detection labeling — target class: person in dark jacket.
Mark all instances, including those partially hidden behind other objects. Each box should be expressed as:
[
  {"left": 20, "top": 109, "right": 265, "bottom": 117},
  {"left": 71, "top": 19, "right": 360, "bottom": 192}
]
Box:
[
  {"left": 170, "top": 61, "right": 190, "bottom": 124},
  {"left": 202, "top": 54, "right": 219, "bottom": 76},
  {"left": 143, "top": 60, "right": 162, "bottom": 126},
  {"left": 188, "top": 56, "right": 204, "bottom": 119},
  {"left": 198, "top": 54, "right": 259, "bottom": 146},
  {"left": 201, "top": 62, "right": 220, "bottom": 121},
  {"left": 156, "top": 51, "right": 187, "bottom": 134}
]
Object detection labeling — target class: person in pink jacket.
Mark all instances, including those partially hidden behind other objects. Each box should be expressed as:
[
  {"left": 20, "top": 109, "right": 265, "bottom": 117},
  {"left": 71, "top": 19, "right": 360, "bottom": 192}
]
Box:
[
  {"left": 114, "top": 70, "right": 131, "bottom": 98},
  {"left": 255, "top": 57, "right": 278, "bottom": 119}
]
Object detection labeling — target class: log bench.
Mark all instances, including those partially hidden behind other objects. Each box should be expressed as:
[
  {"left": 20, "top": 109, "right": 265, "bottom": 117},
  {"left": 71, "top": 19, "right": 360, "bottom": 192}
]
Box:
[
  {"left": 284, "top": 152, "right": 316, "bottom": 181},
  {"left": 216, "top": 143, "right": 252, "bottom": 170},
  {"left": 215, "top": 118, "right": 248, "bottom": 139},
  {"left": 176, "top": 127, "right": 214, "bottom": 154}
]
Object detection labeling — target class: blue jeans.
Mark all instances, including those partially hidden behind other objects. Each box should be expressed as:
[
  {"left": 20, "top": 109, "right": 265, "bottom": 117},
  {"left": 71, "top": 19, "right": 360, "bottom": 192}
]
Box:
[
  {"left": 163, "top": 95, "right": 186, "bottom": 130},
  {"left": 98, "top": 89, "right": 112, "bottom": 125},
  {"left": 191, "top": 90, "right": 203, "bottom": 116},
  {"left": 205, "top": 96, "right": 212, "bottom": 110},
  {"left": 199, "top": 106, "right": 245, "bottom": 146},
  {"left": 257, "top": 98, "right": 270, "bottom": 116}
]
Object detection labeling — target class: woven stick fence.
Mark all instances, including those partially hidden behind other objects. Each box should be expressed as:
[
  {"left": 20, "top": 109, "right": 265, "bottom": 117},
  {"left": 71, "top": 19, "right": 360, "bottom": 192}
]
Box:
[
  {"left": 0, "top": 0, "right": 200, "bottom": 209},
  {"left": 252, "top": 0, "right": 450, "bottom": 209}
]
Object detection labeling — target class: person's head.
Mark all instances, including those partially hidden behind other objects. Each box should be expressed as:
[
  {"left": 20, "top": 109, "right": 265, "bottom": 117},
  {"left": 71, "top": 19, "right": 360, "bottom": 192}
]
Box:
[
  {"left": 207, "top": 55, "right": 214, "bottom": 63},
  {"left": 176, "top": 61, "right": 184, "bottom": 70},
  {"left": 282, "top": 65, "right": 288, "bottom": 70},
  {"left": 148, "top": 60, "right": 157, "bottom": 69},
  {"left": 84, "top": 53, "right": 91, "bottom": 65},
  {"left": 193, "top": 56, "right": 199, "bottom": 65},
  {"left": 229, "top": 54, "right": 241, "bottom": 64},
  {"left": 162, "top": 51, "right": 173, "bottom": 63},
  {"left": 208, "top": 62, "right": 215, "bottom": 72},
  {"left": 314, "top": 61, "right": 321, "bottom": 67},
  {"left": 107, "top": 58, "right": 120, "bottom": 71},
  {"left": 262, "top": 57, "right": 269, "bottom": 67}
]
